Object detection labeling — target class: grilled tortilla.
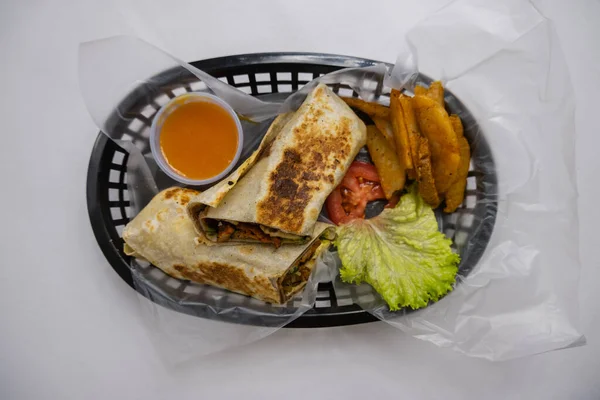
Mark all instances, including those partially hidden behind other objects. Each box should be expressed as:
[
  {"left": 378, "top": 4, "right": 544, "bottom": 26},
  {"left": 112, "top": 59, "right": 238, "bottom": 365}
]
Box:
[
  {"left": 187, "top": 84, "right": 367, "bottom": 246},
  {"left": 123, "top": 188, "right": 334, "bottom": 304}
]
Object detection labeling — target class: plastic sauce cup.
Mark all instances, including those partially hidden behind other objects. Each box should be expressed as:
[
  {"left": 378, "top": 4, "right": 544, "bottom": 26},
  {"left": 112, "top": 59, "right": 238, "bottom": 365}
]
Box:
[{"left": 150, "top": 92, "right": 243, "bottom": 186}]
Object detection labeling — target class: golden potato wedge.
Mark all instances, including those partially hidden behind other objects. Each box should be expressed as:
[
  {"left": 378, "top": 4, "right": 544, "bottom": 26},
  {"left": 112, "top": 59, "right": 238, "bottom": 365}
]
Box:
[
  {"left": 372, "top": 116, "right": 396, "bottom": 151},
  {"left": 416, "top": 136, "right": 440, "bottom": 208},
  {"left": 390, "top": 89, "right": 413, "bottom": 170},
  {"left": 444, "top": 114, "right": 469, "bottom": 213},
  {"left": 412, "top": 94, "right": 460, "bottom": 194},
  {"left": 366, "top": 125, "right": 406, "bottom": 199},
  {"left": 449, "top": 114, "right": 464, "bottom": 138},
  {"left": 444, "top": 136, "right": 470, "bottom": 213},
  {"left": 427, "top": 81, "right": 444, "bottom": 107},
  {"left": 398, "top": 95, "right": 421, "bottom": 179},
  {"left": 342, "top": 97, "right": 390, "bottom": 119},
  {"left": 414, "top": 85, "right": 427, "bottom": 96}
]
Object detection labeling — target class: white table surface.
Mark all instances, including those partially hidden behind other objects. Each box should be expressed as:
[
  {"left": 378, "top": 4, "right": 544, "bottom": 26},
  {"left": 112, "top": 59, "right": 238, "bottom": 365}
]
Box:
[{"left": 1, "top": 0, "right": 599, "bottom": 399}]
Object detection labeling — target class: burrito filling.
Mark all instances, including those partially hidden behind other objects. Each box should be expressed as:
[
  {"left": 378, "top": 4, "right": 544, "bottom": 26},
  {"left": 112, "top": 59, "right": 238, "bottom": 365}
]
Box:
[
  {"left": 204, "top": 218, "right": 311, "bottom": 248},
  {"left": 281, "top": 239, "right": 323, "bottom": 295}
]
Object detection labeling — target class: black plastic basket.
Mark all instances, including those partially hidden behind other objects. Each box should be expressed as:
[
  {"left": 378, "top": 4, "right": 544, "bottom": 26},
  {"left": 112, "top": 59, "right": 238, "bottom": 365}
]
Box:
[{"left": 87, "top": 52, "right": 497, "bottom": 328}]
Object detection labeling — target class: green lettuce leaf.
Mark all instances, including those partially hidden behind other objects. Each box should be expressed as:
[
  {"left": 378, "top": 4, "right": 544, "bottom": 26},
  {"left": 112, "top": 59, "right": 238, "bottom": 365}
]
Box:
[{"left": 335, "top": 185, "right": 460, "bottom": 311}]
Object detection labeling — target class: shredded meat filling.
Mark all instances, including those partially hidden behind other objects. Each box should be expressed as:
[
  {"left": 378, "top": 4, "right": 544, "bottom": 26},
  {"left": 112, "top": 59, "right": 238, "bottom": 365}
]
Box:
[
  {"left": 282, "top": 240, "right": 321, "bottom": 290},
  {"left": 217, "top": 223, "right": 235, "bottom": 242},
  {"left": 215, "top": 221, "right": 282, "bottom": 248}
]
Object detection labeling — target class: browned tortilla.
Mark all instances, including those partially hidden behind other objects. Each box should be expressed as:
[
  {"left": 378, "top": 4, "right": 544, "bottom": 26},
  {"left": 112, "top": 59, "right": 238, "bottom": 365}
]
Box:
[
  {"left": 187, "top": 83, "right": 367, "bottom": 244},
  {"left": 123, "top": 188, "right": 333, "bottom": 303}
]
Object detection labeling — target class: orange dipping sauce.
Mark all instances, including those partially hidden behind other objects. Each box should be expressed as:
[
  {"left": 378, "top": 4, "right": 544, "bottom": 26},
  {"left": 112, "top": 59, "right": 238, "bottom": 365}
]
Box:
[{"left": 159, "top": 100, "right": 239, "bottom": 180}]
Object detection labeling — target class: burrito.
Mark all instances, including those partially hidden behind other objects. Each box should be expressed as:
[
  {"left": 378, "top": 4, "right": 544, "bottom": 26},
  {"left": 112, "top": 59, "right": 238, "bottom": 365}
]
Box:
[
  {"left": 187, "top": 83, "right": 367, "bottom": 246},
  {"left": 123, "top": 187, "right": 334, "bottom": 304}
]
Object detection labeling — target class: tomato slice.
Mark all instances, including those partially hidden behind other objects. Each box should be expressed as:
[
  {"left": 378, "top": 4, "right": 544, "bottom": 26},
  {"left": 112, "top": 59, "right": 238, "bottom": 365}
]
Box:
[
  {"left": 385, "top": 192, "right": 400, "bottom": 209},
  {"left": 326, "top": 161, "right": 387, "bottom": 225}
]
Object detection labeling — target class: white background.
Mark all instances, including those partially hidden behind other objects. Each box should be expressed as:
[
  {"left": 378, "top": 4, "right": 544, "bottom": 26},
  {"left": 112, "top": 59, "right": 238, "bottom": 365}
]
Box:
[{"left": 1, "top": 0, "right": 599, "bottom": 398}]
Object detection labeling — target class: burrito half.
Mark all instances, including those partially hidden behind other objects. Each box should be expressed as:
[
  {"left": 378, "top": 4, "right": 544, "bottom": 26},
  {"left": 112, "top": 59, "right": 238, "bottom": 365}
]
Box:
[
  {"left": 187, "top": 84, "right": 366, "bottom": 246},
  {"left": 123, "top": 187, "right": 334, "bottom": 304}
]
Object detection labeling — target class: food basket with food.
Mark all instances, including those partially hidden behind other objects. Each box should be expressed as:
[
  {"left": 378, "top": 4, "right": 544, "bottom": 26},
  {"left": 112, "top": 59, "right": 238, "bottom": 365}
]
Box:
[
  {"left": 81, "top": 0, "right": 582, "bottom": 363},
  {"left": 85, "top": 48, "right": 496, "bottom": 326}
]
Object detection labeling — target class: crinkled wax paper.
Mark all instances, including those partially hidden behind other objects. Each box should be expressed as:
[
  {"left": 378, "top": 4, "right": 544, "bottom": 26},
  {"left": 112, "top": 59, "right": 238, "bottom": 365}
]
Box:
[{"left": 79, "top": 0, "right": 582, "bottom": 364}]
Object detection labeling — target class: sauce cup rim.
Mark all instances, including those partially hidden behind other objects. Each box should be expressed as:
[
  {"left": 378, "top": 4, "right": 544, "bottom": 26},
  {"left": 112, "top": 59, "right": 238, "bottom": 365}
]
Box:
[{"left": 149, "top": 92, "right": 244, "bottom": 186}]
